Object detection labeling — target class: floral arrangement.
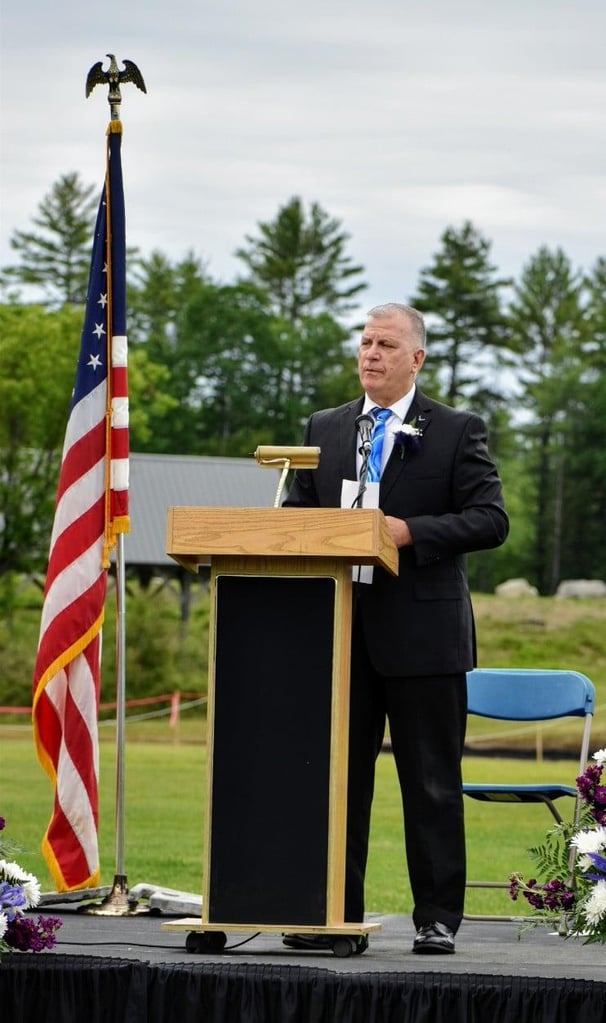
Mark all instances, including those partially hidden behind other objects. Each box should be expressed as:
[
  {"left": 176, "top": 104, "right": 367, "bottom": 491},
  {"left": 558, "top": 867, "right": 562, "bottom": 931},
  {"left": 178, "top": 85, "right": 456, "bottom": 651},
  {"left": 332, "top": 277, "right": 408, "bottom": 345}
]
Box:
[
  {"left": 509, "top": 749, "right": 606, "bottom": 944},
  {"left": 392, "top": 420, "right": 423, "bottom": 456},
  {"left": 0, "top": 816, "right": 62, "bottom": 954}
]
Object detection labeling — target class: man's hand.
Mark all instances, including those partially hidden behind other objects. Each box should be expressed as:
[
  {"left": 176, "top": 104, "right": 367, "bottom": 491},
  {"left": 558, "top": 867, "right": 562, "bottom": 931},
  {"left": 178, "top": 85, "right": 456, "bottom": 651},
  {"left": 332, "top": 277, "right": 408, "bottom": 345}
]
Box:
[{"left": 385, "top": 515, "right": 413, "bottom": 547}]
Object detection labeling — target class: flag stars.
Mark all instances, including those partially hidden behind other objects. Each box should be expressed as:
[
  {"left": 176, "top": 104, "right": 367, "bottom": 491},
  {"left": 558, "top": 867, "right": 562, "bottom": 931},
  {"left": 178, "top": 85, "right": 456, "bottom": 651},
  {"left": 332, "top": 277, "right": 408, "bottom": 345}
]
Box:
[
  {"left": 98, "top": 293, "right": 108, "bottom": 308},
  {"left": 92, "top": 322, "right": 106, "bottom": 339},
  {"left": 88, "top": 353, "right": 103, "bottom": 371}
]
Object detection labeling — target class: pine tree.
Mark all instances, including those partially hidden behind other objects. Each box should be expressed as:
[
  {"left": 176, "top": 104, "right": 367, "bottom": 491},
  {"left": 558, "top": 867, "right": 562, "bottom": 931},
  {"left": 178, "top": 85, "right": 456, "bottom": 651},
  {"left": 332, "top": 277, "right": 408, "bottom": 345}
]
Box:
[
  {"left": 410, "top": 221, "right": 511, "bottom": 406},
  {"left": 509, "top": 247, "right": 587, "bottom": 593},
  {"left": 2, "top": 173, "right": 99, "bottom": 307},
  {"left": 235, "top": 196, "right": 367, "bottom": 324}
]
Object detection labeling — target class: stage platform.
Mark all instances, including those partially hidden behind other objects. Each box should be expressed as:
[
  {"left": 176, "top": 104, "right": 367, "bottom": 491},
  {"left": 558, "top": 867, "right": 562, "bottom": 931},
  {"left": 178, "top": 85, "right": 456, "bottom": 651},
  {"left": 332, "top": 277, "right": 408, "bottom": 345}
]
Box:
[{"left": 2, "top": 908, "right": 605, "bottom": 1022}]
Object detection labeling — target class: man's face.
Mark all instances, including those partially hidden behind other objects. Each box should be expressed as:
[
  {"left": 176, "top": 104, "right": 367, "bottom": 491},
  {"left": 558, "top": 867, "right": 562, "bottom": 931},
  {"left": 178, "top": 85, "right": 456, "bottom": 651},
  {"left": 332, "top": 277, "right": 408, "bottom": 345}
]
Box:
[{"left": 357, "top": 312, "right": 426, "bottom": 407}]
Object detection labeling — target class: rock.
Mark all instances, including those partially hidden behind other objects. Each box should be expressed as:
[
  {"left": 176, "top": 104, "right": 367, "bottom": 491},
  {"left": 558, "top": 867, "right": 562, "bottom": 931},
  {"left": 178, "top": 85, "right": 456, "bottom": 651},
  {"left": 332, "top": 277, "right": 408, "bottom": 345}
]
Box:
[
  {"left": 555, "top": 579, "right": 606, "bottom": 599},
  {"left": 495, "top": 578, "right": 539, "bottom": 598}
]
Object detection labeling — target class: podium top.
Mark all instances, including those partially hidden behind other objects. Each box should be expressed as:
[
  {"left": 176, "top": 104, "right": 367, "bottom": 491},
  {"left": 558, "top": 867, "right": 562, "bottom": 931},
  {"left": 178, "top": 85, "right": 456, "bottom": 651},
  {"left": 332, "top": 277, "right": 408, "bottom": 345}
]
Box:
[{"left": 166, "top": 507, "right": 399, "bottom": 576}]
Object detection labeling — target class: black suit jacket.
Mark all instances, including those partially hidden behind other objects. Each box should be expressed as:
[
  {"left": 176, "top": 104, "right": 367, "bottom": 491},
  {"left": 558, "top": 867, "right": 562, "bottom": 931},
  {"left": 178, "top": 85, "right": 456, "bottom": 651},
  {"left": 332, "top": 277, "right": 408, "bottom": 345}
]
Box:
[{"left": 284, "top": 389, "right": 509, "bottom": 677}]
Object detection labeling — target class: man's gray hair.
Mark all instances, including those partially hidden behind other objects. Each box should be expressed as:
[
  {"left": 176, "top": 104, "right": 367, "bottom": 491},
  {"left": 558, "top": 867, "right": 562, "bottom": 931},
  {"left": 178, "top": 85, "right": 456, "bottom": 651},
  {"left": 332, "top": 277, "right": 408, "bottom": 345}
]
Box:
[{"left": 367, "top": 303, "right": 426, "bottom": 349}]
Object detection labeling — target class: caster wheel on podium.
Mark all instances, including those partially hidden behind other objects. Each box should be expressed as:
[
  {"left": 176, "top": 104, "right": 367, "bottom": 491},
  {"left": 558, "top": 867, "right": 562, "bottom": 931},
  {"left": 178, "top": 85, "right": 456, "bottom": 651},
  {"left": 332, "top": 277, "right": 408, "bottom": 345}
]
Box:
[
  {"left": 185, "top": 930, "right": 227, "bottom": 954},
  {"left": 332, "top": 936, "right": 357, "bottom": 958}
]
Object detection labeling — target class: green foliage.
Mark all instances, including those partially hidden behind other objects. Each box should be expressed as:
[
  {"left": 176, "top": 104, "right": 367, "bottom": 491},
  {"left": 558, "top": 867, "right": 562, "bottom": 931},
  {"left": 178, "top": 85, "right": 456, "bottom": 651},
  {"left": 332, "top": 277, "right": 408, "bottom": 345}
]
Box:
[
  {"left": 0, "top": 584, "right": 43, "bottom": 701},
  {"left": 126, "top": 346, "right": 179, "bottom": 449},
  {"left": 527, "top": 822, "right": 574, "bottom": 880},
  {"left": 236, "top": 195, "right": 367, "bottom": 323},
  {"left": 410, "top": 220, "right": 511, "bottom": 406},
  {"left": 1, "top": 173, "right": 98, "bottom": 306},
  {"left": 130, "top": 276, "right": 359, "bottom": 455},
  {"left": 509, "top": 248, "right": 593, "bottom": 593},
  {"left": 128, "top": 250, "right": 210, "bottom": 360},
  {"left": 0, "top": 304, "right": 81, "bottom": 577},
  {"left": 101, "top": 580, "right": 210, "bottom": 705},
  {"left": 1, "top": 577, "right": 210, "bottom": 712}
]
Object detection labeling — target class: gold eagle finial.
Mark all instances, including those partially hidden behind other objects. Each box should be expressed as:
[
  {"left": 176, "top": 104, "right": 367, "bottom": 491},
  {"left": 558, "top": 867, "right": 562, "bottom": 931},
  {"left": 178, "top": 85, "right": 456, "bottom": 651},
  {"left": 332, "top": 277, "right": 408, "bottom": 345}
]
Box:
[{"left": 86, "top": 54, "right": 146, "bottom": 119}]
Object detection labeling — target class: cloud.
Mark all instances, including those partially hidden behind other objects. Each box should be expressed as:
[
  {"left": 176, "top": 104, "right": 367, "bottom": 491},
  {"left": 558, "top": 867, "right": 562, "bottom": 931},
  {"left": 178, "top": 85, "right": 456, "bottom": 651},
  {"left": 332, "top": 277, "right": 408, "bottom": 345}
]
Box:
[{"left": 1, "top": 0, "right": 604, "bottom": 312}]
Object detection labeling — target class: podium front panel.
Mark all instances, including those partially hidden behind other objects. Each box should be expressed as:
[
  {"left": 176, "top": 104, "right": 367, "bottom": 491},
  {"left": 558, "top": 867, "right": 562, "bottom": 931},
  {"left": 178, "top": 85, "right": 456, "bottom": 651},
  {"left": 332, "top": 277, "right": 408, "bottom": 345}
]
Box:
[{"left": 207, "top": 574, "right": 336, "bottom": 925}]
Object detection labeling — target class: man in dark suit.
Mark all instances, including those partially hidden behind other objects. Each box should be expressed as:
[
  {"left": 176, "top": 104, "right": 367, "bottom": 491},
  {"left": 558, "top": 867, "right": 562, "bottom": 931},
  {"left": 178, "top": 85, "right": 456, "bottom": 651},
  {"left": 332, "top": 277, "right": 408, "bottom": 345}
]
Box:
[{"left": 283, "top": 303, "right": 509, "bottom": 954}]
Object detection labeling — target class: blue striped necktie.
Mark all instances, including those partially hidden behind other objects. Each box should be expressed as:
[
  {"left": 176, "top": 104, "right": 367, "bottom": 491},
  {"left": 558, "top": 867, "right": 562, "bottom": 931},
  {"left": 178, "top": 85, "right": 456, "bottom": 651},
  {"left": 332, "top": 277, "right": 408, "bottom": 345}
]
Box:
[{"left": 367, "top": 408, "right": 391, "bottom": 482}]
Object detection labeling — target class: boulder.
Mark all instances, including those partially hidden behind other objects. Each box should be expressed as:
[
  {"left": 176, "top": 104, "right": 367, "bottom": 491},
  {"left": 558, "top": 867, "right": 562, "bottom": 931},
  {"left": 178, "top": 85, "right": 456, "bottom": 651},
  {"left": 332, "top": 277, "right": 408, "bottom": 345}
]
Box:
[
  {"left": 495, "top": 577, "right": 539, "bottom": 598},
  {"left": 555, "top": 579, "right": 606, "bottom": 599}
]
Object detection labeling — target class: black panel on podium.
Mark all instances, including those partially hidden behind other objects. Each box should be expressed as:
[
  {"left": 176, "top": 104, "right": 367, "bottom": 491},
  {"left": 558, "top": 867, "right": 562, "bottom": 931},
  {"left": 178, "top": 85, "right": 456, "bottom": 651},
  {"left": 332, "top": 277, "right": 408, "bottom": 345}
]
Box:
[{"left": 209, "top": 575, "right": 334, "bottom": 924}]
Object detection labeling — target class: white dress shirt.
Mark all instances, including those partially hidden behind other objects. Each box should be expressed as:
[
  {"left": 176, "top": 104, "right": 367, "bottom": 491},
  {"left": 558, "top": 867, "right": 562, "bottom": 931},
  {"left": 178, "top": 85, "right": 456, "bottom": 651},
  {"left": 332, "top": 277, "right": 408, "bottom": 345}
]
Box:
[{"left": 357, "top": 385, "right": 416, "bottom": 479}]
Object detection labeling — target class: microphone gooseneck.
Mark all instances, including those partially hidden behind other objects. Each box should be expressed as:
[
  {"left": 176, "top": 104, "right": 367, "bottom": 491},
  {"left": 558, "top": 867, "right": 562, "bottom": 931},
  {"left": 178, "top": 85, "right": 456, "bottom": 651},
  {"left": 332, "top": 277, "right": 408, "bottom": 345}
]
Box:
[
  {"left": 353, "top": 412, "right": 375, "bottom": 508},
  {"left": 355, "top": 412, "right": 374, "bottom": 456}
]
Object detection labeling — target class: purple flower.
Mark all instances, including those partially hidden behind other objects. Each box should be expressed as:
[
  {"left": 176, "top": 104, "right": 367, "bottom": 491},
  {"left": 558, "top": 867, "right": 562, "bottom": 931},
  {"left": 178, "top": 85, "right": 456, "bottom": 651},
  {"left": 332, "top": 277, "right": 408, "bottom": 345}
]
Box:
[
  {"left": 0, "top": 817, "right": 5, "bottom": 832},
  {"left": 585, "top": 851, "right": 606, "bottom": 881},
  {"left": 4, "top": 914, "right": 62, "bottom": 953},
  {"left": 0, "top": 881, "right": 27, "bottom": 920},
  {"left": 509, "top": 874, "right": 521, "bottom": 901},
  {"left": 577, "top": 763, "right": 606, "bottom": 824},
  {"left": 511, "top": 875, "right": 576, "bottom": 913}
]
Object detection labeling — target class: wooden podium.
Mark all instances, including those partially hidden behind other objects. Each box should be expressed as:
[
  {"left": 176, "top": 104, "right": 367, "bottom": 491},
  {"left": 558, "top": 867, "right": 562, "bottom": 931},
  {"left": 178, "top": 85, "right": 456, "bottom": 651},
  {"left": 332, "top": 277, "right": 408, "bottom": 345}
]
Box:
[{"left": 162, "top": 507, "right": 398, "bottom": 956}]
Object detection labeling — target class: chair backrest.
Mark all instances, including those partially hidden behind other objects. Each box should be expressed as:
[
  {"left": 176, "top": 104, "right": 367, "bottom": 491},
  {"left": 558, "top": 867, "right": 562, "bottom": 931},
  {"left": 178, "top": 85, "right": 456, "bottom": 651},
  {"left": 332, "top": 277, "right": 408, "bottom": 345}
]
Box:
[{"left": 466, "top": 669, "right": 595, "bottom": 722}]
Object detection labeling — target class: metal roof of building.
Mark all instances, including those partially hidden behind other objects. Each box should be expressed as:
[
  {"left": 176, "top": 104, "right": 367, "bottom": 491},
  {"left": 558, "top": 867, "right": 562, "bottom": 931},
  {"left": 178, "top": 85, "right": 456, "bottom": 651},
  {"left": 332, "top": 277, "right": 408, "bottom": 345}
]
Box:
[{"left": 123, "top": 452, "right": 281, "bottom": 567}]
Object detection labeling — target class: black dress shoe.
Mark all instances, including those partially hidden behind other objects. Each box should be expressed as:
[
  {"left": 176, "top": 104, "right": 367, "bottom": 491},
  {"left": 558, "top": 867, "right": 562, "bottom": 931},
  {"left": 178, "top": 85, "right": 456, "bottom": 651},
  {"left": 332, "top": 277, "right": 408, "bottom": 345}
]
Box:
[
  {"left": 283, "top": 933, "right": 369, "bottom": 954},
  {"left": 412, "top": 922, "right": 455, "bottom": 954}
]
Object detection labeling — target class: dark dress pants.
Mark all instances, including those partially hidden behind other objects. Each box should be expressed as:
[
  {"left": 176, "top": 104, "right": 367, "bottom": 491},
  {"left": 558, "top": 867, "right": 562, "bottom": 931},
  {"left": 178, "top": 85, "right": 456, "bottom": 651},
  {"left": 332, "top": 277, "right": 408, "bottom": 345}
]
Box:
[{"left": 344, "top": 618, "right": 468, "bottom": 934}]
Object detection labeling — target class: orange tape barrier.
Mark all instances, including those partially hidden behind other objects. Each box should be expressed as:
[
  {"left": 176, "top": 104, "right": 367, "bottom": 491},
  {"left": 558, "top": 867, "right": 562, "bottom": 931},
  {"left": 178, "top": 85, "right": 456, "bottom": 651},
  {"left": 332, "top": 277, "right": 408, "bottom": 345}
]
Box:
[{"left": 0, "top": 692, "right": 203, "bottom": 716}]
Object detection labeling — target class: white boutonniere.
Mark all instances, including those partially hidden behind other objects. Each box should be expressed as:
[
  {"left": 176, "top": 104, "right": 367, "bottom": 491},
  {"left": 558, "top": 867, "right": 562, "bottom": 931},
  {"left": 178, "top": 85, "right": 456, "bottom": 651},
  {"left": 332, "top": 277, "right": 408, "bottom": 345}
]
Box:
[{"left": 392, "top": 419, "right": 423, "bottom": 457}]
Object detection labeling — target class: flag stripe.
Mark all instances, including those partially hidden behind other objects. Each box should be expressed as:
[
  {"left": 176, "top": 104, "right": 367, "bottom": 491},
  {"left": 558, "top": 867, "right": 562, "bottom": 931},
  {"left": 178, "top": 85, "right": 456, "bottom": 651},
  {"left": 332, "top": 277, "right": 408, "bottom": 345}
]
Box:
[
  {"left": 39, "top": 532, "right": 107, "bottom": 636},
  {"left": 44, "top": 496, "right": 106, "bottom": 591},
  {"left": 34, "top": 575, "right": 107, "bottom": 690},
  {"left": 55, "top": 398, "right": 106, "bottom": 499}
]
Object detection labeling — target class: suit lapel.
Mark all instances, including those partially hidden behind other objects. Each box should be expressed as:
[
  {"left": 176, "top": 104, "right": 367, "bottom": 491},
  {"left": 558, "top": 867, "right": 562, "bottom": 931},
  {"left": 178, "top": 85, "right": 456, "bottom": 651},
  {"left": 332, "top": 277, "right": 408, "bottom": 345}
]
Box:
[
  {"left": 337, "top": 397, "right": 364, "bottom": 481},
  {"left": 380, "top": 390, "right": 433, "bottom": 499},
  {"left": 411, "top": 390, "right": 432, "bottom": 437}
]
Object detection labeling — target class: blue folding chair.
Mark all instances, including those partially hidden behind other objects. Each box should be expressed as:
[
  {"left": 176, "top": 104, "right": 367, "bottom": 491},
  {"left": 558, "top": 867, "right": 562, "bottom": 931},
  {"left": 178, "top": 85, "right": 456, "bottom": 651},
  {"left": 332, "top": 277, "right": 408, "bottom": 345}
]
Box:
[{"left": 463, "top": 668, "right": 595, "bottom": 919}]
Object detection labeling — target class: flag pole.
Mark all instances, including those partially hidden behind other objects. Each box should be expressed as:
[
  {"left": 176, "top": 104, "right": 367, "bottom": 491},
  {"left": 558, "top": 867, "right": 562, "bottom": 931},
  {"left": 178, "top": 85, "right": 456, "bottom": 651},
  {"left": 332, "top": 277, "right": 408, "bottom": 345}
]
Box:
[
  {"left": 83, "top": 55, "right": 145, "bottom": 917},
  {"left": 115, "top": 532, "right": 127, "bottom": 884},
  {"left": 87, "top": 535, "right": 129, "bottom": 915},
  {"left": 92, "top": 530, "right": 129, "bottom": 914}
]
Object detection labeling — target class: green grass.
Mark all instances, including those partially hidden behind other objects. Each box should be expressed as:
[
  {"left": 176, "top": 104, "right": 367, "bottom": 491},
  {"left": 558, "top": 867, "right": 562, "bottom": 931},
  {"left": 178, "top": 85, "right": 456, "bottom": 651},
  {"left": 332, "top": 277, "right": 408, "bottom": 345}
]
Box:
[{"left": 1, "top": 721, "right": 588, "bottom": 917}]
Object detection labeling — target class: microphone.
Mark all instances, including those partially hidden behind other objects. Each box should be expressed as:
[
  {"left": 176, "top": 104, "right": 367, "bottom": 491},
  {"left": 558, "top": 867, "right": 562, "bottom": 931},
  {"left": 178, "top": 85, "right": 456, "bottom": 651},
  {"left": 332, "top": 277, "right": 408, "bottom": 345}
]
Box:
[
  {"left": 355, "top": 412, "right": 374, "bottom": 455},
  {"left": 352, "top": 412, "right": 374, "bottom": 509}
]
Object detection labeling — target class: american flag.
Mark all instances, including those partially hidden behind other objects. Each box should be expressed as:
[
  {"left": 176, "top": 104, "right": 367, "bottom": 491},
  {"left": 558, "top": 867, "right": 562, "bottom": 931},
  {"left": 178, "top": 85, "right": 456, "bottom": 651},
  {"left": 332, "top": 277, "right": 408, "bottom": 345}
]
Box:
[{"left": 32, "top": 124, "right": 130, "bottom": 892}]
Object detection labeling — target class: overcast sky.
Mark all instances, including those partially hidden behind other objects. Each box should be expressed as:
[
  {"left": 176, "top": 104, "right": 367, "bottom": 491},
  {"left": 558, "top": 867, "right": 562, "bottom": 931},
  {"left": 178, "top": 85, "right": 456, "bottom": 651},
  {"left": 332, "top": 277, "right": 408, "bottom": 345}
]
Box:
[{"left": 1, "top": 1, "right": 604, "bottom": 317}]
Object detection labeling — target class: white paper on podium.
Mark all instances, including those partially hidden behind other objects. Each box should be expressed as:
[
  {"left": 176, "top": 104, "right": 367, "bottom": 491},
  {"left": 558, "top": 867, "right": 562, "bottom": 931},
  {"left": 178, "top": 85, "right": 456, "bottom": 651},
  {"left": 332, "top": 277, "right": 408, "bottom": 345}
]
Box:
[{"left": 341, "top": 478, "right": 380, "bottom": 584}]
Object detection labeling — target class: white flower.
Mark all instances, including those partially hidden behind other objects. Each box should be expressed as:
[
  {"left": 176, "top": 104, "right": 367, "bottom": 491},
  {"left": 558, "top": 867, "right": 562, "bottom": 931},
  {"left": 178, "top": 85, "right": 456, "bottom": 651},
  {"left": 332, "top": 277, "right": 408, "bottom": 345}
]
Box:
[
  {"left": 592, "top": 748, "right": 606, "bottom": 767},
  {"left": 582, "top": 880, "right": 606, "bottom": 927},
  {"left": 392, "top": 423, "right": 422, "bottom": 439},
  {"left": 22, "top": 874, "right": 41, "bottom": 909},
  {"left": 0, "top": 911, "right": 7, "bottom": 940},
  {"left": 572, "top": 827, "right": 606, "bottom": 856},
  {"left": 0, "top": 859, "right": 26, "bottom": 883},
  {"left": 0, "top": 859, "right": 33, "bottom": 886},
  {"left": 0, "top": 858, "right": 41, "bottom": 908}
]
